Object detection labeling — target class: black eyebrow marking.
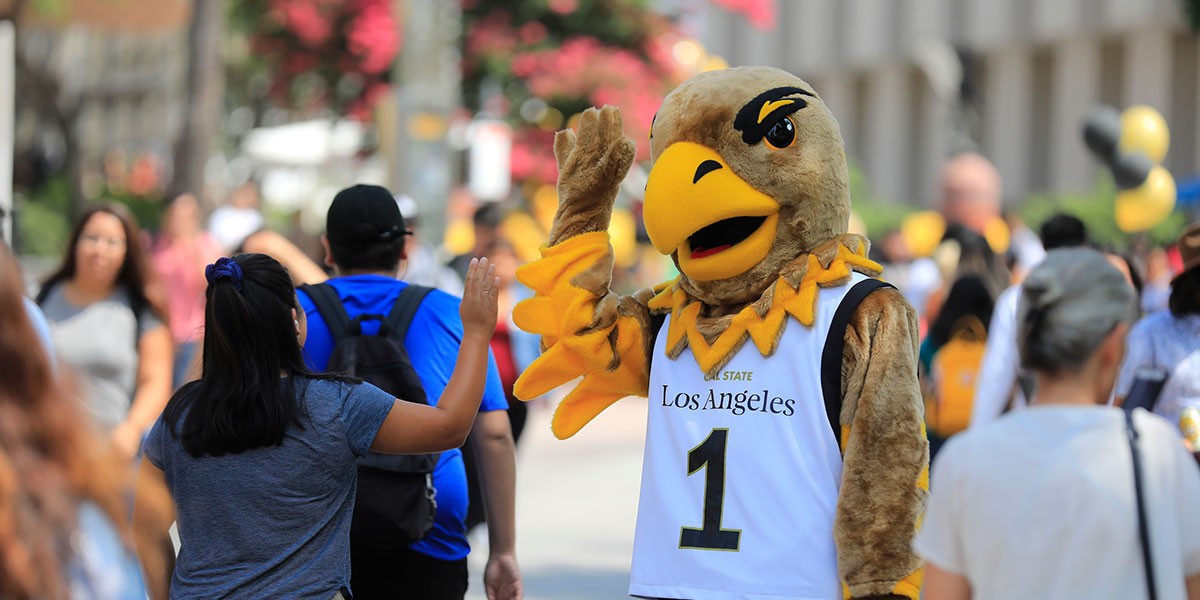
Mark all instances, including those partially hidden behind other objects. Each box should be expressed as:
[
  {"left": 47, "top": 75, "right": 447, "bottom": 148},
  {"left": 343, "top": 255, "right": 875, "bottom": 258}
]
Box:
[{"left": 733, "top": 86, "right": 815, "bottom": 145}]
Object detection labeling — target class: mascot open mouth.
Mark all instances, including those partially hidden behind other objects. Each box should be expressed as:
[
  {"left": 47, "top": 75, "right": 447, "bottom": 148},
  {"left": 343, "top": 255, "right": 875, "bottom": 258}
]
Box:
[
  {"left": 643, "top": 141, "right": 781, "bottom": 282},
  {"left": 688, "top": 216, "right": 768, "bottom": 259}
]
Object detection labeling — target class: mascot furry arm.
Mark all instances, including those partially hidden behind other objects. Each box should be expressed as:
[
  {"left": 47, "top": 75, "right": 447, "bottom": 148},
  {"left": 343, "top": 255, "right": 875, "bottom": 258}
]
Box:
[{"left": 514, "top": 69, "right": 927, "bottom": 600}]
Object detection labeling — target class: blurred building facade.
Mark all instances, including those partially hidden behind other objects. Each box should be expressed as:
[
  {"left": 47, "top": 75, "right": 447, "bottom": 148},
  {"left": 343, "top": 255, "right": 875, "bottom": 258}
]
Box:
[
  {"left": 10, "top": 0, "right": 189, "bottom": 194},
  {"left": 699, "top": 0, "right": 1193, "bottom": 206}
]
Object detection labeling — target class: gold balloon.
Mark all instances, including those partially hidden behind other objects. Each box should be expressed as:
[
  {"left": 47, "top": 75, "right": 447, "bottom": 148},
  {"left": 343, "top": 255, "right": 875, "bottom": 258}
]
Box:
[
  {"left": 983, "top": 216, "right": 1011, "bottom": 255},
  {"left": 901, "top": 210, "right": 947, "bottom": 258},
  {"left": 500, "top": 211, "right": 546, "bottom": 264},
  {"left": 1119, "top": 105, "right": 1170, "bottom": 164},
  {"left": 443, "top": 218, "right": 475, "bottom": 256},
  {"left": 1115, "top": 166, "right": 1176, "bottom": 233},
  {"left": 609, "top": 209, "right": 637, "bottom": 269},
  {"left": 532, "top": 185, "right": 559, "bottom": 234}
]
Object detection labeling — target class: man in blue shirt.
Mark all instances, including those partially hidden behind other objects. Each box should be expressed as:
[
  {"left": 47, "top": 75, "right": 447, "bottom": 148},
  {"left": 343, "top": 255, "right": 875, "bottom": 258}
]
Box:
[{"left": 299, "top": 185, "right": 521, "bottom": 600}]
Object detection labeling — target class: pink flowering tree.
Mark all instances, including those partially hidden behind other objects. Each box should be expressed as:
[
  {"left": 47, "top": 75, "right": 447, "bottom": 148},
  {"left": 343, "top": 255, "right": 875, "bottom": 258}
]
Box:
[
  {"left": 230, "top": 0, "right": 400, "bottom": 119},
  {"left": 461, "top": 0, "right": 775, "bottom": 187},
  {"left": 462, "top": 1, "right": 682, "bottom": 187},
  {"left": 709, "top": 0, "right": 777, "bottom": 29}
]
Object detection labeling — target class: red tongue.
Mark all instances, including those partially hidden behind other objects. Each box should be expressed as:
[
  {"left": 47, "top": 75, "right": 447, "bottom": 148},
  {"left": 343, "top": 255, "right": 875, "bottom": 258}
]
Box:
[{"left": 691, "top": 244, "right": 731, "bottom": 259}]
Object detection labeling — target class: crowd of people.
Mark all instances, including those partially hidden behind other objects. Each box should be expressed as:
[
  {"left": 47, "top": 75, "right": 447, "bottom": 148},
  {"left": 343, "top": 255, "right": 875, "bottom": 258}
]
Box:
[{"left": 2, "top": 148, "right": 1199, "bottom": 598}]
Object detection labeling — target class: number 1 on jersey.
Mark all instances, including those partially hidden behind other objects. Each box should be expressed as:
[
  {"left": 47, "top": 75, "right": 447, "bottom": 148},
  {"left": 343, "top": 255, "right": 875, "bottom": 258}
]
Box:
[{"left": 680, "top": 428, "right": 741, "bottom": 551}]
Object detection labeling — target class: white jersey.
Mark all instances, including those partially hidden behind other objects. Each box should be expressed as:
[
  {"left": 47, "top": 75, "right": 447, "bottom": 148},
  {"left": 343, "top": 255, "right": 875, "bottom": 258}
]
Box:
[{"left": 629, "top": 273, "right": 870, "bottom": 600}]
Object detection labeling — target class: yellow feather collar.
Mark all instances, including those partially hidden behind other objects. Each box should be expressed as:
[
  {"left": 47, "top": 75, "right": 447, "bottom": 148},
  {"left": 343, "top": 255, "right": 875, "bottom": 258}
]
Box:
[{"left": 647, "top": 234, "right": 882, "bottom": 376}]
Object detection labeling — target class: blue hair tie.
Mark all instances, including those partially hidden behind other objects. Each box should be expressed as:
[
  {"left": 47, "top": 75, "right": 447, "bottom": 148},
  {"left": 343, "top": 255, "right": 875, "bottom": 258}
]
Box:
[{"left": 205, "top": 257, "right": 244, "bottom": 291}]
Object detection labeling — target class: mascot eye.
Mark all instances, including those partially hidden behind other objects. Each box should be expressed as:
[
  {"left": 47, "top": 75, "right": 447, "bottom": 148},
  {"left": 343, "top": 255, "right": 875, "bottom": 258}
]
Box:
[{"left": 764, "top": 117, "right": 796, "bottom": 149}]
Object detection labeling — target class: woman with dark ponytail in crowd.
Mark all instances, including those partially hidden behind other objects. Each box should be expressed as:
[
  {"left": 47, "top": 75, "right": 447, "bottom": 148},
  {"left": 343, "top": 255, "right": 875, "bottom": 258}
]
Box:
[
  {"left": 136, "top": 253, "right": 498, "bottom": 599},
  {"left": 915, "top": 247, "right": 1200, "bottom": 600}
]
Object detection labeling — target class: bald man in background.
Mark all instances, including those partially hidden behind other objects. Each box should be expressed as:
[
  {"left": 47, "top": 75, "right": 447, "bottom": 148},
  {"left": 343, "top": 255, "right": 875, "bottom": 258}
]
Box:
[{"left": 939, "top": 152, "right": 1002, "bottom": 235}]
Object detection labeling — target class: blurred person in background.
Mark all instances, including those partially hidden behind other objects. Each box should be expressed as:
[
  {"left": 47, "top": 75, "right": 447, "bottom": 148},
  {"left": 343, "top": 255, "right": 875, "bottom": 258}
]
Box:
[
  {"left": 449, "top": 203, "right": 505, "bottom": 282},
  {"left": 920, "top": 153, "right": 1008, "bottom": 325},
  {"left": 36, "top": 204, "right": 173, "bottom": 458},
  {"left": 207, "top": 179, "right": 328, "bottom": 286},
  {"left": 1141, "top": 245, "right": 1175, "bottom": 314},
  {"left": 939, "top": 153, "right": 1002, "bottom": 236},
  {"left": 1103, "top": 250, "right": 1143, "bottom": 306},
  {"left": 0, "top": 244, "right": 174, "bottom": 600},
  {"left": 23, "top": 294, "right": 55, "bottom": 363},
  {"left": 137, "top": 253, "right": 500, "bottom": 598},
  {"left": 394, "top": 193, "right": 464, "bottom": 295},
  {"left": 300, "top": 185, "right": 520, "bottom": 600},
  {"left": 971, "top": 213, "right": 1088, "bottom": 428},
  {"left": 1116, "top": 222, "right": 1200, "bottom": 427},
  {"left": 152, "top": 193, "right": 223, "bottom": 387},
  {"left": 463, "top": 237, "right": 538, "bottom": 533},
  {"left": 919, "top": 275, "right": 994, "bottom": 461},
  {"left": 1003, "top": 209, "right": 1045, "bottom": 281},
  {"left": 916, "top": 248, "right": 1200, "bottom": 600},
  {"left": 923, "top": 224, "right": 1008, "bottom": 325},
  {"left": 208, "top": 180, "right": 265, "bottom": 254}
]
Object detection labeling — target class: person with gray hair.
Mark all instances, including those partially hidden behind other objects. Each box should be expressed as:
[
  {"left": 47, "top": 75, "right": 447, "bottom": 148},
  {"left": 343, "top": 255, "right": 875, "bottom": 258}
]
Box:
[{"left": 915, "top": 248, "right": 1200, "bottom": 600}]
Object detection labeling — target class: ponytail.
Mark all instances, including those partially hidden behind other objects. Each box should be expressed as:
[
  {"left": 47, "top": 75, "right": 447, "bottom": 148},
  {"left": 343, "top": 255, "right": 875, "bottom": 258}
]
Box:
[{"left": 163, "top": 254, "right": 342, "bottom": 457}]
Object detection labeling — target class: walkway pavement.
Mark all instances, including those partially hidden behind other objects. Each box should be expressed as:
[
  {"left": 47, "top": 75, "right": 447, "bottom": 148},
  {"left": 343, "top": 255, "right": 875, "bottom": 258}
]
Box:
[{"left": 467, "top": 397, "right": 648, "bottom": 600}]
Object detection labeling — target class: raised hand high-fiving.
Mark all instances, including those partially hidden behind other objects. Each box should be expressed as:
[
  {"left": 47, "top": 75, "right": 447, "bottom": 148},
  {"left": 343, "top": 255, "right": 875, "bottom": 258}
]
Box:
[
  {"left": 548, "top": 106, "right": 637, "bottom": 244},
  {"left": 460, "top": 257, "right": 500, "bottom": 340}
]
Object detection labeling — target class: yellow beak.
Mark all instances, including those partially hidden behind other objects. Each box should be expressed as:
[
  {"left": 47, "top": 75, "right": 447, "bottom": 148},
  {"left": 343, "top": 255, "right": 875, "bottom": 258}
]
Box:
[{"left": 643, "top": 142, "right": 779, "bottom": 282}]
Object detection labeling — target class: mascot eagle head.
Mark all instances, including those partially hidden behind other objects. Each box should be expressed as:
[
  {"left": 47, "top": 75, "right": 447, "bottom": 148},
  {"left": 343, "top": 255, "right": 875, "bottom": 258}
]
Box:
[{"left": 644, "top": 66, "right": 851, "bottom": 308}]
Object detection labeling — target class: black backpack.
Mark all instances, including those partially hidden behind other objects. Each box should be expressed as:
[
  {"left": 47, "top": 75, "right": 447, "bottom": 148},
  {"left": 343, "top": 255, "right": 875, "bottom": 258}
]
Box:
[{"left": 300, "top": 282, "right": 438, "bottom": 555}]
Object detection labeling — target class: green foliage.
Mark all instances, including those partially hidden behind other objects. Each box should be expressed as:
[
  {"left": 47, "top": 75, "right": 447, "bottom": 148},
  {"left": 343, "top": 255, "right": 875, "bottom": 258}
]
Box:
[
  {"left": 101, "top": 188, "right": 166, "bottom": 233},
  {"left": 847, "top": 164, "right": 917, "bottom": 240},
  {"left": 16, "top": 176, "right": 170, "bottom": 258},
  {"left": 16, "top": 177, "right": 71, "bottom": 258},
  {"left": 1183, "top": 0, "right": 1200, "bottom": 31},
  {"left": 1018, "top": 177, "right": 1187, "bottom": 249},
  {"left": 28, "top": 0, "right": 66, "bottom": 18}
]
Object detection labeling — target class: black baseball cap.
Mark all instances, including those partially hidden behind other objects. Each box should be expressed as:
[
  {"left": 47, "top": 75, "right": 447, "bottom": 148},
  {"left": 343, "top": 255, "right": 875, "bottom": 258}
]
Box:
[{"left": 326, "top": 184, "right": 412, "bottom": 247}]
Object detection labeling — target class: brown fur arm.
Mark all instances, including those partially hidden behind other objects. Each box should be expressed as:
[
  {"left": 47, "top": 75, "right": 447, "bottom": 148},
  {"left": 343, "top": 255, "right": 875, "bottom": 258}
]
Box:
[
  {"left": 834, "top": 287, "right": 928, "bottom": 599},
  {"left": 547, "top": 106, "right": 636, "bottom": 243},
  {"left": 511, "top": 107, "right": 651, "bottom": 438}
]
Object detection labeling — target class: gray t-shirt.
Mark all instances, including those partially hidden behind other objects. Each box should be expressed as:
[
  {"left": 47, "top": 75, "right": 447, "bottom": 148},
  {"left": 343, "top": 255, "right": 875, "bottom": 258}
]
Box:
[
  {"left": 144, "top": 378, "right": 395, "bottom": 599},
  {"left": 40, "top": 284, "right": 162, "bottom": 429}
]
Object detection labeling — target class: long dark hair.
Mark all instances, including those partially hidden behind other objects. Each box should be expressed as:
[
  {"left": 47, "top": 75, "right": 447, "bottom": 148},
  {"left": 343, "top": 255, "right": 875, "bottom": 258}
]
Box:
[
  {"left": 36, "top": 203, "right": 165, "bottom": 320},
  {"left": 941, "top": 223, "right": 1009, "bottom": 297},
  {"left": 163, "top": 253, "right": 343, "bottom": 458},
  {"left": 929, "top": 275, "right": 995, "bottom": 348},
  {"left": 1170, "top": 267, "right": 1200, "bottom": 317}
]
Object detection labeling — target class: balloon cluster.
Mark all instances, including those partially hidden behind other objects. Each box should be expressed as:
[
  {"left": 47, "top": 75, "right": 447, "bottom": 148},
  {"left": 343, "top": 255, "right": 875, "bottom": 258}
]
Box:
[{"left": 1083, "top": 105, "right": 1175, "bottom": 233}]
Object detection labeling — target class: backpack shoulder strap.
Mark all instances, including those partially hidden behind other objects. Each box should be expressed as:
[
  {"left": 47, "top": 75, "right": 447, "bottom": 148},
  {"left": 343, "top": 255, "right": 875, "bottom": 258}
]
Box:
[
  {"left": 1125, "top": 409, "right": 1159, "bottom": 600},
  {"left": 299, "top": 283, "right": 352, "bottom": 341},
  {"left": 381, "top": 284, "right": 434, "bottom": 339},
  {"left": 820, "top": 278, "right": 895, "bottom": 450}
]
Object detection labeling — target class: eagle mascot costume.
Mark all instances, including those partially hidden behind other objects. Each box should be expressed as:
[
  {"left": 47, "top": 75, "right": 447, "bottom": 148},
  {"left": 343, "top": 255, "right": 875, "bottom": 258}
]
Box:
[{"left": 513, "top": 66, "right": 928, "bottom": 600}]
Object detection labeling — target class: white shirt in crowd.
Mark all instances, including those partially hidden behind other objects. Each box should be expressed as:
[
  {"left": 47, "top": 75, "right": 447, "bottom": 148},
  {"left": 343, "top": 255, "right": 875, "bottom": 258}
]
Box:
[
  {"left": 970, "top": 285, "right": 1025, "bottom": 428},
  {"left": 1116, "top": 311, "right": 1200, "bottom": 427},
  {"left": 208, "top": 206, "right": 265, "bottom": 253},
  {"left": 915, "top": 406, "right": 1200, "bottom": 600}
]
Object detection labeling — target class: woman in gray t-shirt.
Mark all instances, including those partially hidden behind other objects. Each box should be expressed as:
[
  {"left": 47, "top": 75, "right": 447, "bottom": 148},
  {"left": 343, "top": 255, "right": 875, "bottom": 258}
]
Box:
[
  {"left": 139, "top": 253, "right": 499, "bottom": 598},
  {"left": 38, "top": 204, "right": 173, "bottom": 458}
]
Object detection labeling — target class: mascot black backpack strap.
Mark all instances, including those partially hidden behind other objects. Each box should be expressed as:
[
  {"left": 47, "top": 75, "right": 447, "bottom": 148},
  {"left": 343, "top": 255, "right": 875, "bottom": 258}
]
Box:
[{"left": 820, "top": 278, "right": 895, "bottom": 450}]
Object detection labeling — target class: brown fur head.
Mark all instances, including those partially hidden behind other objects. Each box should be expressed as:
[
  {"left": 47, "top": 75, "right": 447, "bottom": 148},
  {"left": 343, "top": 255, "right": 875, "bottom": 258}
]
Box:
[{"left": 643, "top": 67, "right": 850, "bottom": 307}]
